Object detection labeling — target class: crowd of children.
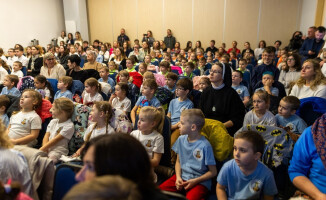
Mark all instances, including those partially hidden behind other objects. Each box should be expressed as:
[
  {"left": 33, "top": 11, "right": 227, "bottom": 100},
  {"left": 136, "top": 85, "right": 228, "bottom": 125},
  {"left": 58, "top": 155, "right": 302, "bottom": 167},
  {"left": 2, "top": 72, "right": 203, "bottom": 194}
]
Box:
[{"left": 0, "top": 26, "right": 325, "bottom": 199}]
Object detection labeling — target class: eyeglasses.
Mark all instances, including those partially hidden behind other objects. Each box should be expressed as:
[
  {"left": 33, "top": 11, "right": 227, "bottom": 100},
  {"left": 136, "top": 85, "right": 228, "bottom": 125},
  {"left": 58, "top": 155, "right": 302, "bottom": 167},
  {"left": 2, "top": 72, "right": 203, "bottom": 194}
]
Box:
[
  {"left": 47, "top": 58, "right": 55, "bottom": 61},
  {"left": 209, "top": 70, "right": 222, "bottom": 74}
]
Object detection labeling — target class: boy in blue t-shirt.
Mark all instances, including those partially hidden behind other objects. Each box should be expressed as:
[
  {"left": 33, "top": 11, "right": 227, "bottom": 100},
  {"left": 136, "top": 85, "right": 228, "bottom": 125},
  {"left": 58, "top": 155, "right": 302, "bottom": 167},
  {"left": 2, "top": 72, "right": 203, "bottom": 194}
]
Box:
[
  {"left": 255, "top": 71, "right": 279, "bottom": 96},
  {"left": 98, "top": 66, "right": 115, "bottom": 88},
  {"left": 181, "top": 62, "right": 196, "bottom": 80},
  {"left": 276, "top": 96, "right": 307, "bottom": 137},
  {"left": 131, "top": 79, "right": 160, "bottom": 125},
  {"left": 160, "top": 109, "right": 217, "bottom": 200},
  {"left": 164, "top": 72, "right": 178, "bottom": 93},
  {"left": 0, "top": 75, "right": 21, "bottom": 97},
  {"left": 54, "top": 76, "right": 73, "bottom": 100},
  {"left": 217, "top": 130, "right": 278, "bottom": 199},
  {"left": 232, "top": 70, "right": 250, "bottom": 107}
]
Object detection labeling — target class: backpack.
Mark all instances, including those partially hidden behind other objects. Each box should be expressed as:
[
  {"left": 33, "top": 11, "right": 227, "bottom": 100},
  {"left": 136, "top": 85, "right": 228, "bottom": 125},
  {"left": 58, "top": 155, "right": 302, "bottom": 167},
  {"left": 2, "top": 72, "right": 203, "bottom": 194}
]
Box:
[{"left": 17, "top": 76, "right": 35, "bottom": 93}]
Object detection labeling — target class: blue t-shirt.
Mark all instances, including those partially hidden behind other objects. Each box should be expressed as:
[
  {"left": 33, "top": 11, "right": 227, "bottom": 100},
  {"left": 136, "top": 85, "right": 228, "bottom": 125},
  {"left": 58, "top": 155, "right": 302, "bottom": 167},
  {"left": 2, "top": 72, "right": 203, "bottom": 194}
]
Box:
[
  {"left": 135, "top": 95, "right": 161, "bottom": 115},
  {"left": 164, "top": 85, "right": 176, "bottom": 93},
  {"left": 0, "top": 113, "right": 9, "bottom": 127},
  {"left": 232, "top": 85, "right": 249, "bottom": 101},
  {"left": 288, "top": 126, "right": 326, "bottom": 193},
  {"left": 173, "top": 135, "right": 216, "bottom": 190},
  {"left": 217, "top": 159, "right": 278, "bottom": 199},
  {"left": 98, "top": 77, "right": 115, "bottom": 88},
  {"left": 255, "top": 86, "right": 279, "bottom": 96},
  {"left": 0, "top": 87, "right": 20, "bottom": 97},
  {"left": 54, "top": 90, "right": 73, "bottom": 100},
  {"left": 168, "top": 98, "right": 193, "bottom": 125},
  {"left": 275, "top": 114, "right": 307, "bottom": 134}
]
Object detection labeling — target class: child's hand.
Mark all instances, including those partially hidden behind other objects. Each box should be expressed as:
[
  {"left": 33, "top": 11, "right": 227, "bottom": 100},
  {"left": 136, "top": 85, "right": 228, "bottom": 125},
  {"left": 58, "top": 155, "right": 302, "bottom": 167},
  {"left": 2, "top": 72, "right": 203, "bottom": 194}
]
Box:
[
  {"left": 10, "top": 139, "right": 17, "bottom": 145},
  {"left": 39, "top": 147, "right": 48, "bottom": 153},
  {"left": 175, "top": 177, "right": 184, "bottom": 191},
  {"left": 110, "top": 93, "right": 117, "bottom": 99},
  {"left": 264, "top": 79, "right": 273, "bottom": 87},
  {"left": 182, "top": 178, "right": 198, "bottom": 190}
]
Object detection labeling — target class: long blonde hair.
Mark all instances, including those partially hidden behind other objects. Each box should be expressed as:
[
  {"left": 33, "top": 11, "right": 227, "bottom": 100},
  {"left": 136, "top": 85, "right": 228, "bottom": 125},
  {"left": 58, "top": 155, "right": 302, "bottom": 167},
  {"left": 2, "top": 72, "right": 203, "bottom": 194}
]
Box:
[
  {"left": 296, "top": 59, "right": 326, "bottom": 90},
  {"left": 139, "top": 106, "right": 165, "bottom": 133},
  {"left": 0, "top": 121, "right": 13, "bottom": 149}
]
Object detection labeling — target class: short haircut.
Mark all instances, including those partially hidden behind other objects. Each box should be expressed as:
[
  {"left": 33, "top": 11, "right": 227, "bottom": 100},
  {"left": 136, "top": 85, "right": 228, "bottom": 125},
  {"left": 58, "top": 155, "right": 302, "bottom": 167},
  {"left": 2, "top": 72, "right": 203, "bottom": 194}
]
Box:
[
  {"left": 186, "top": 62, "right": 195, "bottom": 70},
  {"left": 166, "top": 72, "right": 178, "bottom": 81},
  {"left": 181, "top": 109, "right": 205, "bottom": 131},
  {"left": 233, "top": 70, "right": 243, "bottom": 78},
  {"left": 13, "top": 61, "right": 22, "bottom": 69},
  {"left": 117, "top": 82, "right": 129, "bottom": 96},
  {"left": 199, "top": 57, "right": 206, "bottom": 62},
  {"left": 159, "top": 61, "right": 170, "bottom": 68},
  {"left": 239, "top": 59, "right": 248, "bottom": 64},
  {"left": 142, "top": 79, "right": 158, "bottom": 91},
  {"left": 281, "top": 96, "right": 301, "bottom": 111},
  {"left": 100, "top": 66, "right": 110, "bottom": 73},
  {"left": 6, "top": 74, "right": 19, "bottom": 87},
  {"left": 58, "top": 76, "right": 73, "bottom": 88},
  {"left": 53, "top": 97, "right": 74, "bottom": 118},
  {"left": 176, "top": 78, "right": 193, "bottom": 91},
  {"left": 254, "top": 90, "right": 270, "bottom": 105},
  {"left": 235, "top": 131, "right": 265, "bottom": 154},
  {"left": 119, "top": 70, "right": 129, "bottom": 78},
  {"left": 222, "top": 55, "right": 230, "bottom": 62},
  {"left": 143, "top": 71, "right": 155, "bottom": 80},
  {"left": 263, "top": 46, "right": 276, "bottom": 54},
  {"left": 274, "top": 40, "right": 282, "bottom": 45},
  {"left": 68, "top": 54, "right": 81, "bottom": 66},
  {"left": 93, "top": 39, "right": 100, "bottom": 43},
  {"left": 210, "top": 40, "right": 215, "bottom": 44},
  {"left": 199, "top": 76, "right": 210, "bottom": 85},
  {"left": 317, "top": 26, "right": 326, "bottom": 33},
  {"left": 262, "top": 71, "right": 274, "bottom": 78},
  {"left": 0, "top": 95, "right": 10, "bottom": 109},
  {"left": 15, "top": 45, "right": 24, "bottom": 52}
]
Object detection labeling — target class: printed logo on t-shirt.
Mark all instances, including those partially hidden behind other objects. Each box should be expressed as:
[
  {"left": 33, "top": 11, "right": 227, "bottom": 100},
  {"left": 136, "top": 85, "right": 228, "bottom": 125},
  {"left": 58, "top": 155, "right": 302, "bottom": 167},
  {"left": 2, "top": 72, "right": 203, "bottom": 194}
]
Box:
[
  {"left": 236, "top": 89, "right": 242, "bottom": 94},
  {"left": 146, "top": 140, "right": 152, "bottom": 148},
  {"left": 56, "top": 127, "right": 63, "bottom": 135},
  {"left": 180, "top": 106, "right": 187, "bottom": 113},
  {"left": 21, "top": 119, "right": 27, "bottom": 125},
  {"left": 286, "top": 123, "right": 295, "bottom": 131},
  {"left": 193, "top": 148, "right": 203, "bottom": 161},
  {"left": 249, "top": 179, "right": 262, "bottom": 193},
  {"left": 121, "top": 103, "right": 125, "bottom": 109}
]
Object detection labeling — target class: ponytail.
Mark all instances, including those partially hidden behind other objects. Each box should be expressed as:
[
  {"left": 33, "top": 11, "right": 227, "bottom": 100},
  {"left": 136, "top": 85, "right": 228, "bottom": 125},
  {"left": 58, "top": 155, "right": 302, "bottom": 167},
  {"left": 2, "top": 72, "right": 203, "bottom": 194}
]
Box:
[{"left": 140, "top": 106, "right": 165, "bottom": 133}]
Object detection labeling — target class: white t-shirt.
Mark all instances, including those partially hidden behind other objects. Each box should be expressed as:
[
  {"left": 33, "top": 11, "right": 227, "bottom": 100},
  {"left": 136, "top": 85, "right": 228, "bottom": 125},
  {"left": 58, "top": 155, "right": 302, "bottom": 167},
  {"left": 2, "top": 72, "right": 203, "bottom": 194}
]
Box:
[
  {"left": 290, "top": 84, "right": 326, "bottom": 99},
  {"left": 322, "top": 63, "right": 326, "bottom": 77},
  {"left": 112, "top": 97, "right": 131, "bottom": 112},
  {"left": 243, "top": 110, "right": 276, "bottom": 127},
  {"left": 0, "top": 66, "right": 8, "bottom": 84},
  {"left": 130, "top": 130, "right": 164, "bottom": 158},
  {"left": 11, "top": 70, "right": 24, "bottom": 78},
  {"left": 8, "top": 111, "right": 42, "bottom": 146},
  {"left": 82, "top": 92, "right": 103, "bottom": 106},
  {"left": 16, "top": 55, "right": 29, "bottom": 67},
  {"left": 99, "top": 82, "right": 112, "bottom": 95},
  {"left": 83, "top": 123, "right": 115, "bottom": 141},
  {"left": 46, "top": 119, "right": 74, "bottom": 156}
]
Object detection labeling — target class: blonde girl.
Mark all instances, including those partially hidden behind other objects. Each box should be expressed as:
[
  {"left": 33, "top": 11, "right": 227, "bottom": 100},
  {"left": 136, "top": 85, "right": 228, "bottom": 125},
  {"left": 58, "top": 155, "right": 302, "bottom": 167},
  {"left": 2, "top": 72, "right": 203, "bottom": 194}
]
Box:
[
  {"left": 139, "top": 62, "right": 148, "bottom": 75},
  {"left": 40, "top": 98, "right": 74, "bottom": 163},
  {"left": 8, "top": 89, "right": 42, "bottom": 146},
  {"left": 109, "top": 82, "right": 131, "bottom": 114},
  {"left": 243, "top": 90, "right": 276, "bottom": 127},
  {"left": 108, "top": 61, "right": 118, "bottom": 74},
  {"left": 83, "top": 78, "right": 103, "bottom": 107},
  {"left": 74, "top": 31, "right": 83, "bottom": 46},
  {"left": 73, "top": 101, "right": 114, "bottom": 157},
  {"left": 130, "top": 106, "right": 165, "bottom": 170}
]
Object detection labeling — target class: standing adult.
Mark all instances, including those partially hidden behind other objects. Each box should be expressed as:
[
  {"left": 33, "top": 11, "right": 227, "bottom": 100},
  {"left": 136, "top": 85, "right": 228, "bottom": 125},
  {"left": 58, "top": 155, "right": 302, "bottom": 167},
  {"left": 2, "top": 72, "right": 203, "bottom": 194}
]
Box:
[
  {"left": 241, "top": 42, "right": 254, "bottom": 57},
  {"left": 300, "top": 26, "right": 326, "bottom": 60},
  {"left": 40, "top": 52, "right": 66, "bottom": 79},
  {"left": 205, "top": 40, "right": 218, "bottom": 55},
  {"left": 227, "top": 41, "right": 240, "bottom": 55},
  {"left": 163, "top": 29, "right": 176, "bottom": 50},
  {"left": 142, "top": 30, "right": 155, "bottom": 47},
  {"left": 57, "top": 30, "right": 68, "bottom": 46},
  {"left": 117, "top": 28, "right": 130, "bottom": 47}
]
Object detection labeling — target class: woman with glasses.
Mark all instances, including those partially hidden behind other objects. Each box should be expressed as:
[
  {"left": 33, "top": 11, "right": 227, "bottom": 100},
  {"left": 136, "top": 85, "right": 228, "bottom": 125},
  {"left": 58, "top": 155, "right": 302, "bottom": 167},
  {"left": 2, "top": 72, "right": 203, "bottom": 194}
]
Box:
[
  {"left": 40, "top": 52, "right": 66, "bottom": 79},
  {"left": 199, "top": 63, "right": 246, "bottom": 136},
  {"left": 278, "top": 53, "right": 301, "bottom": 94}
]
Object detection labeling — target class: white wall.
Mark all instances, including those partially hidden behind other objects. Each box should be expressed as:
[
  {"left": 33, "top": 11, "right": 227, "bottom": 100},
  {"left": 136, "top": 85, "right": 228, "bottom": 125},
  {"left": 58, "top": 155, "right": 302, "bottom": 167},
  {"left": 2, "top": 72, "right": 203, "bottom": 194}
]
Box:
[
  {"left": 0, "top": 0, "right": 65, "bottom": 51},
  {"left": 299, "top": 0, "right": 317, "bottom": 35},
  {"left": 63, "top": 0, "right": 89, "bottom": 42}
]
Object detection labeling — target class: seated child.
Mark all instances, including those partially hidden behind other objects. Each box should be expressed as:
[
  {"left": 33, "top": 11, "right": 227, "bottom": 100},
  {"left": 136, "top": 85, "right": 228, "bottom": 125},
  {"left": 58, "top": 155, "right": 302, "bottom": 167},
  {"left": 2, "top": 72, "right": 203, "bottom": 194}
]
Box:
[
  {"left": 180, "top": 57, "right": 188, "bottom": 73},
  {"left": 181, "top": 62, "right": 196, "bottom": 80},
  {"left": 73, "top": 101, "right": 114, "bottom": 157},
  {"left": 206, "top": 56, "right": 213, "bottom": 65},
  {"left": 0, "top": 74, "right": 20, "bottom": 97},
  {"left": 198, "top": 57, "right": 207, "bottom": 75},
  {"left": 188, "top": 52, "right": 197, "bottom": 66},
  {"left": 216, "top": 130, "right": 278, "bottom": 199},
  {"left": 82, "top": 78, "right": 103, "bottom": 107},
  {"left": 255, "top": 71, "right": 279, "bottom": 96},
  {"left": 237, "top": 59, "right": 251, "bottom": 85},
  {"left": 276, "top": 96, "right": 307, "bottom": 135},
  {"left": 130, "top": 79, "right": 160, "bottom": 125},
  {"left": 138, "top": 62, "right": 147, "bottom": 75},
  {"left": 160, "top": 109, "right": 217, "bottom": 200},
  {"left": 40, "top": 97, "right": 74, "bottom": 163},
  {"left": 144, "top": 54, "right": 157, "bottom": 72},
  {"left": 198, "top": 76, "right": 210, "bottom": 92},
  {"left": 164, "top": 72, "right": 178, "bottom": 93},
  {"left": 168, "top": 78, "right": 194, "bottom": 131},
  {"left": 158, "top": 61, "right": 171, "bottom": 76},
  {"left": 8, "top": 89, "right": 42, "bottom": 146},
  {"left": 108, "top": 61, "right": 118, "bottom": 78},
  {"left": 11, "top": 61, "right": 24, "bottom": 78},
  {"left": 98, "top": 66, "right": 115, "bottom": 88},
  {"left": 0, "top": 95, "right": 10, "bottom": 127},
  {"left": 118, "top": 70, "right": 139, "bottom": 107},
  {"left": 54, "top": 76, "right": 73, "bottom": 100},
  {"left": 109, "top": 82, "right": 131, "bottom": 114},
  {"left": 232, "top": 70, "right": 250, "bottom": 107},
  {"left": 243, "top": 90, "right": 276, "bottom": 126},
  {"left": 125, "top": 58, "right": 137, "bottom": 72},
  {"left": 130, "top": 106, "right": 165, "bottom": 182},
  {"left": 34, "top": 75, "right": 54, "bottom": 101}
]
